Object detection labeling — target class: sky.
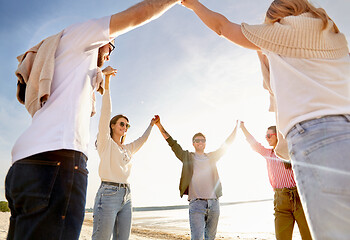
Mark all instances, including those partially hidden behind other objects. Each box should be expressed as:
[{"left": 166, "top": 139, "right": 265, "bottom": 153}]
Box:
[{"left": 0, "top": 0, "right": 349, "bottom": 208}]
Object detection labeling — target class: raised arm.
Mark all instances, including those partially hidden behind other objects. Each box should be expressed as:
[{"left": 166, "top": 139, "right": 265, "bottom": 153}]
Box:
[
  {"left": 224, "top": 120, "right": 239, "bottom": 145},
  {"left": 97, "top": 66, "right": 117, "bottom": 150},
  {"left": 110, "top": 0, "right": 180, "bottom": 38},
  {"left": 154, "top": 115, "right": 171, "bottom": 140},
  {"left": 240, "top": 121, "right": 254, "bottom": 140},
  {"left": 210, "top": 120, "right": 239, "bottom": 160},
  {"left": 155, "top": 115, "right": 188, "bottom": 162},
  {"left": 125, "top": 118, "right": 156, "bottom": 155},
  {"left": 181, "top": 0, "right": 259, "bottom": 50},
  {"left": 240, "top": 121, "right": 270, "bottom": 156}
]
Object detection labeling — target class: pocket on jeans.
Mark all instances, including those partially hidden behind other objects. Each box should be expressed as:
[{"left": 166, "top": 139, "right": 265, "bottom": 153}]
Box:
[
  {"left": 9, "top": 159, "right": 60, "bottom": 215},
  {"left": 304, "top": 133, "right": 350, "bottom": 196},
  {"left": 102, "top": 186, "right": 120, "bottom": 196}
]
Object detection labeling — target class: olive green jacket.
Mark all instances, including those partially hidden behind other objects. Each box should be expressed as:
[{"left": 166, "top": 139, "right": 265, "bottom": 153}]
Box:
[{"left": 166, "top": 136, "right": 234, "bottom": 198}]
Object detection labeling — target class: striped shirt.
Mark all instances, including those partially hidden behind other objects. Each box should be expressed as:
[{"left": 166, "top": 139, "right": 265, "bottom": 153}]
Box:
[{"left": 247, "top": 136, "right": 296, "bottom": 189}]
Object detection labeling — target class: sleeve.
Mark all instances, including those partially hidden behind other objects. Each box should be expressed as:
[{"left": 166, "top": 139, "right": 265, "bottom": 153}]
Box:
[
  {"left": 124, "top": 124, "right": 153, "bottom": 155},
  {"left": 246, "top": 136, "right": 271, "bottom": 157},
  {"left": 62, "top": 16, "right": 111, "bottom": 55},
  {"left": 208, "top": 127, "right": 237, "bottom": 162},
  {"left": 208, "top": 145, "right": 228, "bottom": 162},
  {"left": 96, "top": 89, "right": 112, "bottom": 153},
  {"left": 166, "top": 136, "right": 188, "bottom": 162}
]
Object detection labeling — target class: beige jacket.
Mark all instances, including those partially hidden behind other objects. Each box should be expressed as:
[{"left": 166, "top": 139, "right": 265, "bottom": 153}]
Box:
[
  {"left": 15, "top": 31, "right": 63, "bottom": 117},
  {"left": 15, "top": 31, "right": 105, "bottom": 117}
]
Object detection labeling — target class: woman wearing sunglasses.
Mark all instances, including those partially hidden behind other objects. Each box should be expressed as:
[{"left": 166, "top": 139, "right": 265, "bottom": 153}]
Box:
[
  {"left": 181, "top": 0, "right": 350, "bottom": 238},
  {"left": 92, "top": 66, "right": 157, "bottom": 240}
]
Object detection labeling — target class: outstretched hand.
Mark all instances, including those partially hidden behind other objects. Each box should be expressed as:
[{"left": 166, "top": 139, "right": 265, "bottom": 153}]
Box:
[
  {"left": 102, "top": 66, "right": 117, "bottom": 77},
  {"left": 181, "top": 0, "right": 199, "bottom": 9},
  {"left": 240, "top": 121, "right": 245, "bottom": 128},
  {"left": 151, "top": 115, "right": 160, "bottom": 126}
]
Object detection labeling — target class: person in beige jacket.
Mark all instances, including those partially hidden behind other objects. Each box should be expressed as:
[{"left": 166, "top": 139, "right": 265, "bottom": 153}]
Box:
[
  {"left": 6, "top": 1, "right": 180, "bottom": 239},
  {"left": 92, "top": 66, "right": 157, "bottom": 240},
  {"left": 181, "top": 0, "right": 350, "bottom": 239}
]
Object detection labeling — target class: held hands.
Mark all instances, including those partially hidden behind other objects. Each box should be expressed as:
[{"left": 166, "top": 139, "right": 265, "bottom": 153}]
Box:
[
  {"left": 102, "top": 66, "right": 117, "bottom": 77},
  {"left": 239, "top": 121, "right": 245, "bottom": 128},
  {"left": 151, "top": 115, "right": 160, "bottom": 126}
]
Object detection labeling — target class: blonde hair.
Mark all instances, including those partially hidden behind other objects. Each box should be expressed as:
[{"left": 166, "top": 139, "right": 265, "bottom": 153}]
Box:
[{"left": 265, "top": 0, "right": 339, "bottom": 33}]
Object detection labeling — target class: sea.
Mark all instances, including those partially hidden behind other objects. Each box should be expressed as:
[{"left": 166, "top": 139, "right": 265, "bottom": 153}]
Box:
[{"left": 130, "top": 199, "right": 302, "bottom": 239}]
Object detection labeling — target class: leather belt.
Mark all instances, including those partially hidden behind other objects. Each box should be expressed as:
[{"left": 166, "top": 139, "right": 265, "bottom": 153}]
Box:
[{"left": 102, "top": 181, "right": 129, "bottom": 188}]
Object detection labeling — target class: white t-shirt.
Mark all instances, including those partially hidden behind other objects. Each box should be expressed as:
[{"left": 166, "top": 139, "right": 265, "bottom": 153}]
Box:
[
  {"left": 188, "top": 153, "right": 217, "bottom": 201},
  {"left": 12, "top": 16, "right": 111, "bottom": 162},
  {"left": 264, "top": 51, "right": 350, "bottom": 136}
]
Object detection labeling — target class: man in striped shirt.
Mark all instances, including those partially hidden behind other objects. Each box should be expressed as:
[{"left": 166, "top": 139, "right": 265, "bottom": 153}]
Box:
[{"left": 240, "top": 122, "right": 312, "bottom": 240}]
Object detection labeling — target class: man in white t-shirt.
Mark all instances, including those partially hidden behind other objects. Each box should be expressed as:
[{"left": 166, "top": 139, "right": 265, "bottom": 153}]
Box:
[
  {"left": 155, "top": 116, "right": 238, "bottom": 240},
  {"left": 5, "top": 1, "right": 179, "bottom": 239}
]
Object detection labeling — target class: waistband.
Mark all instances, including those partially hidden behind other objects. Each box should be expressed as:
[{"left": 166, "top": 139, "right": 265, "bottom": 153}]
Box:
[
  {"left": 27, "top": 149, "right": 87, "bottom": 161},
  {"left": 274, "top": 187, "right": 297, "bottom": 192},
  {"left": 102, "top": 181, "right": 129, "bottom": 188},
  {"left": 190, "top": 198, "right": 218, "bottom": 201},
  {"left": 287, "top": 114, "right": 350, "bottom": 137}
]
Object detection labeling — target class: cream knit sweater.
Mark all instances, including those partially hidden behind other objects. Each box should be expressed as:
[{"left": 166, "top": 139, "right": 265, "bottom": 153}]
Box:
[
  {"left": 241, "top": 13, "right": 350, "bottom": 160},
  {"left": 241, "top": 13, "right": 349, "bottom": 59},
  {"left": 97, "top": 90, "right": 153, "bottom": 183}
]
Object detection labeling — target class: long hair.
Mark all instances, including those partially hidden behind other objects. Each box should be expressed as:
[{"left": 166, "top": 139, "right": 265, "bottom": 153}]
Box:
[
  {"left": 265, "top": 0, "right": 339, "bottom": 33},
  {"left": 109, "top": 114, "right": 129, "bottom": 144},
  {"left": 268, "top": 125, "right": 292, "bottom": 169}
]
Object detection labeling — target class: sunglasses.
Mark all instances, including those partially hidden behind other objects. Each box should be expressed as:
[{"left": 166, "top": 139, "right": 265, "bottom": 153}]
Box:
[
  {"left": 108, "top": 42, "right": 115, "bottom": 56},
  {"left": 119, "top": 121, "right": 130, "bottom": 129},
  {"left": 266, "top": 133, "right": 277, "bottom": 138},
  {"left": 193, "top": 139, "right": 206, "bottom": 143}
]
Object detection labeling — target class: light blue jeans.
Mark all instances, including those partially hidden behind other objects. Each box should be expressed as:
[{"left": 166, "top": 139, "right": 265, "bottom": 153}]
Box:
[
  {"left": 189, "top": 199, "right": 220, "bottom": 240},
  {"left": 92, "top": 182, "right": 132, "bottom": 240},
  {"left": 286, "top": 115, "right": 350, "bottom": 240}
]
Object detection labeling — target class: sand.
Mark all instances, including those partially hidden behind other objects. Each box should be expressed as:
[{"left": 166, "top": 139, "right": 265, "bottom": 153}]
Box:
[{"left": 0, "top": 211, "right": 275, "bottom": 240}]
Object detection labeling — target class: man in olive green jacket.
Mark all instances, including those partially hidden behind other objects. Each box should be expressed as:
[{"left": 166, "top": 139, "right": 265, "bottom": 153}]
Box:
[{"left": 154, "top": 115, "right": 238, "bottom": 240}]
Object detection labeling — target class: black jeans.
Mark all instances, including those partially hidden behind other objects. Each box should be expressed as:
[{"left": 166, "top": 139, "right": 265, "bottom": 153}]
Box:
[{"left": 5, "top": 150, "right": 88, "bottom": 240}]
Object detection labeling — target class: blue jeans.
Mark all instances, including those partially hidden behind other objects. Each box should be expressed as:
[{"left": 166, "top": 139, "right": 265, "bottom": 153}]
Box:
[
  {"left": 286, "top": 115, "right": 350, "bottom": 240},
  {"left": 189, "top": 199, "right": 220, "bottom": 240},
  {"left": 92, "top": 182, "right": 132, "bottom": 240},
  {"left": 5, "top": 150, "right": 88, "bottom": 240}
]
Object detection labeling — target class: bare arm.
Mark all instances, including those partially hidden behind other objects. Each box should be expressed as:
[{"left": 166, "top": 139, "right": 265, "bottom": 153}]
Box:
[
  {"left": 110, "top": 0, "right": 180, "bottom": 38},
  {"left": 181, "top": 0, "right": 259, "bottom": 50},
  {"left": 154, "top": 115, "right": 170, "bottom": 139},
  {"left": 239, "top": 121, "right": 255, "bottom": 140},
  {"left": 102, "top": 66, "right": 117, "bottom": 90},
  {"left": 225, "top": 120, "right": 239, "bottom": 144}
]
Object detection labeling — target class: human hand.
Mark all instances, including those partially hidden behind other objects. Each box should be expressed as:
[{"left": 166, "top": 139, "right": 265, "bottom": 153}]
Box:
[
  {"left": 181, "top": 0, "right": 199, "bottom": 10},
  {"left": 102, "top": 66, "right": 117, "bottom": 77},
  {"left": 151, "top": 115, "right": 160, "bottom": 126},
  {"left": 240, "top": 121, "right": 245, "bottom": 128}
]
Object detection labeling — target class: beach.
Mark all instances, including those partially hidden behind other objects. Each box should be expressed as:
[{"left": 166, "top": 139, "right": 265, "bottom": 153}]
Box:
[{"left": 0, "top": 201, "right": 302, "bottom": 239}]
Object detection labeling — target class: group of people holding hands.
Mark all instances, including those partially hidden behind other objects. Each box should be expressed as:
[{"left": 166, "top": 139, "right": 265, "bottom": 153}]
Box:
[
  {"left": 6, "top": 0, "right": 350, "bottom": 239},
  {"left": 93, "top": 66, "right": 313, "bottom": 240}
]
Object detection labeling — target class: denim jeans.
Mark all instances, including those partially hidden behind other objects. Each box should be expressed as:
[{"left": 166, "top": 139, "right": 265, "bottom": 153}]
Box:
[
  {"left": 5, "top": 150, "right": 88, "bottom": 240},
  {"left": 92, "top": 182, "right": 132, "bottom": 240},
  {"left": 189, "top": 199, "right": 220, "bottom": 240},
  {"left": 286, "top": 115, "right": 350, "bottom": 240}
]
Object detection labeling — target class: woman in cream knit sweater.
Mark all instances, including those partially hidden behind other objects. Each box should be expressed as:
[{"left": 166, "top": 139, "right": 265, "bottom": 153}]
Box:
[
  {"left": 92, "top": 66, "right": 157, "bottom": 240},
  {"left": 181, "top": 0, "right": 350, "bottom": 239}
]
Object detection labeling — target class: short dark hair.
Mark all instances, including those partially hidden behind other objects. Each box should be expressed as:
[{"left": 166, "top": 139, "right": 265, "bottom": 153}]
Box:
[
  {"left": 267, "top": 126, "right": 276, "bottom": 133},
  {"left": 192, "top": 132, "right": 206, "bottom": 142}
]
